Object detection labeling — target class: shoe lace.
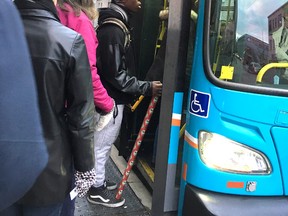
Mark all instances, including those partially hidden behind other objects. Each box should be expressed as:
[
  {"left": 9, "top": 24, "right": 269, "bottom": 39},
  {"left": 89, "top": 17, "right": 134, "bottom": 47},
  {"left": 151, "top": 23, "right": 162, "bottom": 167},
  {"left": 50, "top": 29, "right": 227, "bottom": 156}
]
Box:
[
  {"left": 103, "top": 180, "right": 107, "bottom": 188},
  {"left": 102, "top": 188, "right": 117, "bottom": 200}
]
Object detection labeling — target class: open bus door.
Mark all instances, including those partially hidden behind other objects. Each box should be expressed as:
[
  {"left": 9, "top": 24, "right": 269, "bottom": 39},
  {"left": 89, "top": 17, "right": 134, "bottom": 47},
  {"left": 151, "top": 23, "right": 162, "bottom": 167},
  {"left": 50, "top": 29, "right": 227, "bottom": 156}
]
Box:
[
  {"left": 116, "top": 0, "right": 194, "bottom": 215},
  {"left": 150, "top": 0, "right": 195, "bottom": 215},
  {"left": 179, "top": 0, "right": 288, "bottom": 215}
]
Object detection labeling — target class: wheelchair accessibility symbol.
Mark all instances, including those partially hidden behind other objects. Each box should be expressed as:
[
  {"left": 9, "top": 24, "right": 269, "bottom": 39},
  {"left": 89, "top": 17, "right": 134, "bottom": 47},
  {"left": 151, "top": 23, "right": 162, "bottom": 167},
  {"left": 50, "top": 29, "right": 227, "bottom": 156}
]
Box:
[{"left": 189, "top": 90, "right": 210, "bottom": 118}]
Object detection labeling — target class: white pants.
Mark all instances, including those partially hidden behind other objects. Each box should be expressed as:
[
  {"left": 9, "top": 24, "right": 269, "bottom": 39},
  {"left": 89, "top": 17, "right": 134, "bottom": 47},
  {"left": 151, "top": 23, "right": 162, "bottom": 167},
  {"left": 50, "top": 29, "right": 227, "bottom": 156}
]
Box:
[{"left": 93, "top": 104, "right": 124, "bottom": 188}]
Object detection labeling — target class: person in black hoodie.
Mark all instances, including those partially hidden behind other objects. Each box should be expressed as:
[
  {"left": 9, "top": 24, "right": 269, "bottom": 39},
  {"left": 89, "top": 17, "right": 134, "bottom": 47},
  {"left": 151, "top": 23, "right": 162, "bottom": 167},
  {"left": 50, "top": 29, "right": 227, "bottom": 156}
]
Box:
[
  {"left": 0, "top": 0, "right": 97, "bottom": 215},
  {"left": 87, "top": 0, "right": 162, "bottom": 208}
]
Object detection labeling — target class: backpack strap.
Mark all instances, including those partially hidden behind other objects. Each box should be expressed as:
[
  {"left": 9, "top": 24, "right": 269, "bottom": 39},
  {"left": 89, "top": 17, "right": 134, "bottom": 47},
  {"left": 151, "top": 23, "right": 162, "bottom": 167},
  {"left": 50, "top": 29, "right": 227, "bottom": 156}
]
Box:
[{"left": 96, "top": 17, "right": 131, "bottom": 49}]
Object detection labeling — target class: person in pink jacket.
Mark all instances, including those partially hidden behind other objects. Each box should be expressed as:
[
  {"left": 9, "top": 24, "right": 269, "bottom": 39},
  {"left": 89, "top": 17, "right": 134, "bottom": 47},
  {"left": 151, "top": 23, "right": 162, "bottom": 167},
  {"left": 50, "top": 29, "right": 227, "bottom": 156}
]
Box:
[
  {"left": 57, "top": 0, "right": 115, "bottom": 130},
  {"left": 56, "top": 1, "right": 115, "bottom": 215}
]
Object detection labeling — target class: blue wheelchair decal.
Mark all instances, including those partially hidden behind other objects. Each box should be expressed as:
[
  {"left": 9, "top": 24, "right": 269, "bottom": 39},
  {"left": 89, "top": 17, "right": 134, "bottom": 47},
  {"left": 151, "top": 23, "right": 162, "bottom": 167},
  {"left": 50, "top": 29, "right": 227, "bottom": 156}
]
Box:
[{"left": 189, "top": 89, "right": 210, "bottom": 118}]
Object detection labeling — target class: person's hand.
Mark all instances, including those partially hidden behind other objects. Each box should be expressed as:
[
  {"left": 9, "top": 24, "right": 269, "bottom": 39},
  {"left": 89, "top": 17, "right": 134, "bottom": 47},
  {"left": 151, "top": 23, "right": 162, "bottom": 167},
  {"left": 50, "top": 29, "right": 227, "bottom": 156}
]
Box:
[
  {"left": 95, "top": 100, "right": 115, "bottom": 131},
  {"left": 74, "top": 168, "right": 96, "bottom": 198},
  {"left": 151, "top": 81, "right": 162, "bottom": 97}
]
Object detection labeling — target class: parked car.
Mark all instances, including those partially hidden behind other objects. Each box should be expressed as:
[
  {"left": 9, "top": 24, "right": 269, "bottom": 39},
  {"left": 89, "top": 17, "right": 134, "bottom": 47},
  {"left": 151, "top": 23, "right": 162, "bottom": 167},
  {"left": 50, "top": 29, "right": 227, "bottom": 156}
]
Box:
[{"left": 248, "top": 62, "right": 261, "bottom": 74}]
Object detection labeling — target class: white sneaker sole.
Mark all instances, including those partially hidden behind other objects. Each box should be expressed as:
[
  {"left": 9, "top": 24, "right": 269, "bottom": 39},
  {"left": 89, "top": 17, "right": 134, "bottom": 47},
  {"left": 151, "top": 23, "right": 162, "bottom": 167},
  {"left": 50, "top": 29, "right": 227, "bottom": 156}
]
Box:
[{"left": 87, "top": 196, "right": 125, "bottom": 208}]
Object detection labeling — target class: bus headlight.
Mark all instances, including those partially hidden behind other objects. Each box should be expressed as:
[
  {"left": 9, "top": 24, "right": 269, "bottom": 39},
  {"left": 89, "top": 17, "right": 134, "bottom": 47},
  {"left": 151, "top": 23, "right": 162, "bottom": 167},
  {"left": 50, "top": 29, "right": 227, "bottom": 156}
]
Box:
[{"left": 198, "top": 131, "right": 271, "bottom": 174}]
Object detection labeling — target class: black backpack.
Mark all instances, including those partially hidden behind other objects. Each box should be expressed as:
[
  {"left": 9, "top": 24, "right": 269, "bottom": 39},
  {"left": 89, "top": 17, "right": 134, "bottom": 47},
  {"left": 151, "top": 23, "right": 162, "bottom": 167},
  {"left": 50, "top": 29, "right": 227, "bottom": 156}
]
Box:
[{"left": 96, "top": 17, "right": 131, "bottom": 50}]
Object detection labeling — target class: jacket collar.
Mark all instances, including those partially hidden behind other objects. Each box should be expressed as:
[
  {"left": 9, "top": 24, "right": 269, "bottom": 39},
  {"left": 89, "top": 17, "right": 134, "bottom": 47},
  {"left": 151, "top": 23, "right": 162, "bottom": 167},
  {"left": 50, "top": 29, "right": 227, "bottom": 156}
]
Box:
[{"left": 19, "top": 9, "right": 60, "bottom": 23}]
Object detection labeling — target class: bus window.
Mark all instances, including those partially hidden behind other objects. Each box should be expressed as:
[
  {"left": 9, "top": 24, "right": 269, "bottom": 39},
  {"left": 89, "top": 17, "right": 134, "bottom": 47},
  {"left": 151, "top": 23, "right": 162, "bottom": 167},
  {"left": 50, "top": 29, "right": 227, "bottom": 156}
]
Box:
[{"left": 209, "top": 0, "right": 288, "bottom": 91}]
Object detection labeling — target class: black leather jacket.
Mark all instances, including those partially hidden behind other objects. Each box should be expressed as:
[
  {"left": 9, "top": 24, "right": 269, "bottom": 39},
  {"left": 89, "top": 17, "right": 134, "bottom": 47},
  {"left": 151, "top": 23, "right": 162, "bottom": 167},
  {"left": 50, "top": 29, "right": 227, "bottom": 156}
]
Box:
[
  {"left": 16, "top": 8, "right": 96, "bottom": 205},
  {"left": 97, "top": 4, "right": 152, "bottom": 104}
]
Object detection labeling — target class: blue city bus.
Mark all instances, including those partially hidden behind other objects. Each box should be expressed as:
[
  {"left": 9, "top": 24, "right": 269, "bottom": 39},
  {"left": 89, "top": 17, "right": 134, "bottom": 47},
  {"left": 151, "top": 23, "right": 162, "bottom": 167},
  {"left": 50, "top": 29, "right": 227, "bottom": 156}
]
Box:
[
  {"left": 176, "top": 0, "right": 288, "bottom": 215},
  {"left": 116, "top": 0, "right": 288, "bottom": 215}
]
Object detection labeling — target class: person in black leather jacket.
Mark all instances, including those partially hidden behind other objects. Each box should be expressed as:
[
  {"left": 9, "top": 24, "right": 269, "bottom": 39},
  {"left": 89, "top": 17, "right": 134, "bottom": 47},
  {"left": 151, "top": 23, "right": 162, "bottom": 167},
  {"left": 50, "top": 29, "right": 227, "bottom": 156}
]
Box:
[
  {"left": 87, "top": 0, "right": 162, "bottom": 208},
  {"left": 1, "top": 0, "right": 97, "bottom": 215}
]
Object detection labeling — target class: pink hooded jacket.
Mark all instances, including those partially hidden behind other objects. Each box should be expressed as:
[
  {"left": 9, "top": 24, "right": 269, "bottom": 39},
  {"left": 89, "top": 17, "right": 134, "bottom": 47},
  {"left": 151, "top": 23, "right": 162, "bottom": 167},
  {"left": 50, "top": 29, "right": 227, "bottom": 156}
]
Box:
[{"left": 57, "top": 4, "right": 114, "bottom": 113}]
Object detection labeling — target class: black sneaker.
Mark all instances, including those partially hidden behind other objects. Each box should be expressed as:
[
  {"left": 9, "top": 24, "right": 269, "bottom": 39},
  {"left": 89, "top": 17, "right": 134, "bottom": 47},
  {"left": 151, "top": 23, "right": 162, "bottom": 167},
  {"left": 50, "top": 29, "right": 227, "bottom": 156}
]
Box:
[
  {"left": 104, "top": 180, "right": 117, "bottom": 190},
  {"left": 87, "top": 186, "right": 125, "bottom": 208}
]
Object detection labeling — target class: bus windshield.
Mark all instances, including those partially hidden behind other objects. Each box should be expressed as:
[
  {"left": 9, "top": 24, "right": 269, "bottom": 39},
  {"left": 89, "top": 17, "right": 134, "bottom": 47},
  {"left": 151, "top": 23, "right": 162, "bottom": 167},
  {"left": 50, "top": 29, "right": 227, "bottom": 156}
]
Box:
[{"left": 209, "top": 0, "right": 288, "bottom": 91}]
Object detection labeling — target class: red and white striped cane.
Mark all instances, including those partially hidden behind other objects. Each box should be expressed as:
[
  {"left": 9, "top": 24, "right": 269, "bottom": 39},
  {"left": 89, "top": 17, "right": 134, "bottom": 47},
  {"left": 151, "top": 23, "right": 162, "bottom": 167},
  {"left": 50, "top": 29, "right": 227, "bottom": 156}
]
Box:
[{"left": 116, "top": 96, "right": 158, "bottom": 199}]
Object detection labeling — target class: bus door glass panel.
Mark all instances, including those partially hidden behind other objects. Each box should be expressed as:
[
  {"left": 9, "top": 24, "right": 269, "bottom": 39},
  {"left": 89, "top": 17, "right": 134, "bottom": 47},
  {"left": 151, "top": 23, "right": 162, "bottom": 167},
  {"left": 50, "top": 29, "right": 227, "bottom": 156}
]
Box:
[{"left": 175, "top": 0, "right": 199, "bottom": 186}]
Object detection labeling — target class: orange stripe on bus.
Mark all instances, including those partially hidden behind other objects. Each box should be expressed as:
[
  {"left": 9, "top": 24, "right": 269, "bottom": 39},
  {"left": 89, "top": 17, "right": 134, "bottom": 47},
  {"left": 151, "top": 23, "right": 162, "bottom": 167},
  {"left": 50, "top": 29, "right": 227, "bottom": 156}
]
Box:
[
  {"left": 171, "top": 119, "right": 181, "bottom": 126},
  {"left": 184, "top": 135, "right": 198, "bottom": 149},
  {"left": 227, "top": 181, "right": 244, "bottom": 188},
  {"left": 182, "top": 163, "right": 187, "bottom": 181}
]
